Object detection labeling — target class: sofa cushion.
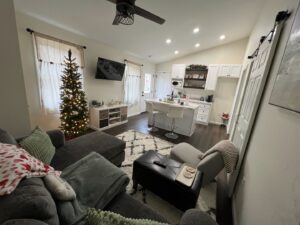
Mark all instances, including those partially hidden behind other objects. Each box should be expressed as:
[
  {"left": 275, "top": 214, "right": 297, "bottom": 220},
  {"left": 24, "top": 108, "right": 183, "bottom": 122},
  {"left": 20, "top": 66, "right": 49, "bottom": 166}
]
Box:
[
  {"left": 51, "top": 131, "right": 125, "bottom": 170},
  {"left": 1, "top": 219, "right": 49, "bottom": 225},
  {"left": 0, "top": 178, "right": 59, "bottom": 225},
  {"left": 87, "top": 208, "right": 169, "bottom": 225},
  {"left": 170, "top": 142, "right": 203, "bottom": 168},
  {"left": 19, "top": 127, "right": 55, "bottom": 164},
  {"left": 0, "top": 129, "right": 17, "bottom": 145},
  {"left": 105, "top": 192, "right": 168, "bottom": 223}
]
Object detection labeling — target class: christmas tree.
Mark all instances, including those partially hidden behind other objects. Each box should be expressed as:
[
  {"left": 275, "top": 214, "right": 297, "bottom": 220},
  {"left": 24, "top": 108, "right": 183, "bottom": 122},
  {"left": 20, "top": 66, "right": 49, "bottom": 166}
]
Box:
[{"left": 60, "top": 49, "right": 89, "bottom": 138}]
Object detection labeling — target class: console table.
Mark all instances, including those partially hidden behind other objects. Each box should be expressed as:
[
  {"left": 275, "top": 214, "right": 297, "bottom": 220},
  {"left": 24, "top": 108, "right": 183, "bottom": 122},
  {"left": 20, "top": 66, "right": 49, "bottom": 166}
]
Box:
[{"left": 90, "top": 104, "right": 128, "bottom": 131}]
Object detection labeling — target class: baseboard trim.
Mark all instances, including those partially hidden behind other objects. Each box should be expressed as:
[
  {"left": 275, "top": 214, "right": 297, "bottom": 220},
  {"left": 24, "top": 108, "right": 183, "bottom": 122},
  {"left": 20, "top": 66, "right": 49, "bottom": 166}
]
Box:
[
  {"left": 232, "top": 196, "right": 237, "bottom": 225},
  {"left": 128, "top": 112, "right": 142, "bottom": 117},
  {"left": 209, "top": 121, "right": 223, "bottom": 125}
]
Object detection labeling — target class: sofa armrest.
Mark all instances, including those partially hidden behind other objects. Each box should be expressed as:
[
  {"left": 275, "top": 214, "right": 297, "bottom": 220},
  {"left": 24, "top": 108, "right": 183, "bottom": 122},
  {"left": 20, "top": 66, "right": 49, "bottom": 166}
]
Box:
[
  {"left": 46, "top": 129, "right": 65, "bottom": 149},
  {"left": 1, "top": 219, "right": 48, "bottom": 225},
  {"left": 180, "top": 209, "right": 217, "bottom": 225}
]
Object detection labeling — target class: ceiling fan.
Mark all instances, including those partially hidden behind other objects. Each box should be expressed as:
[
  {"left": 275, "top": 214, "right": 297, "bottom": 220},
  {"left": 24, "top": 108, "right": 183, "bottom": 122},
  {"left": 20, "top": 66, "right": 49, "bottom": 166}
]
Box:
[{"left": 107, "top": 0, "right": 165, "bottom": 25}]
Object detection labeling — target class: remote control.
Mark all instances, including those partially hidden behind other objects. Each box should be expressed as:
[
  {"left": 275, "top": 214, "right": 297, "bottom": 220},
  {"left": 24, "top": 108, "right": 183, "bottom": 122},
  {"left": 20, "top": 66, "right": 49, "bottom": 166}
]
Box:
[{"left": 153, "top": 160, "right": 166, "bottom": 168}]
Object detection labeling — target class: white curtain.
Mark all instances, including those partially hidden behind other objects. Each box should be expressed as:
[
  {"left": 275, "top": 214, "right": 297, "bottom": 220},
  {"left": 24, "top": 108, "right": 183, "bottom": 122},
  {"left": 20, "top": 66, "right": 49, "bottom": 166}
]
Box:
[
  {"left": 33, "top": 34, "right": 84, "bottom": 113},
  {"left": 124, "top": 63, "right": 141, "bottom": 106}
]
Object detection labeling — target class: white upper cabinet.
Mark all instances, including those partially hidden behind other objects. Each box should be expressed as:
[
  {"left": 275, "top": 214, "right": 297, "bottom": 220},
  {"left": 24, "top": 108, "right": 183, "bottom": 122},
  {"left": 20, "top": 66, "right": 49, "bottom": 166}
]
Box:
[
  {"left": 171, "top": 64, "right": 186, "bottom": 79},
  {"left": 205, "top": 65, "right": 219, "bottom": 90},
  {"left": 218, "top": 64, "right": 242, "bottom": 78},
  {"left": 230, "top": 65, "right": 242, "bottom": 78}
]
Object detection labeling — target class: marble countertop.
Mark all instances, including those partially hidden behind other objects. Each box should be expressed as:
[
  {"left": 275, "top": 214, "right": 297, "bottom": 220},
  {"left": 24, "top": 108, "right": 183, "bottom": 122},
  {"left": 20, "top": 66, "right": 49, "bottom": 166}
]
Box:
[{"left": 145, "top": 99, "right": 200, "bottom": 110}]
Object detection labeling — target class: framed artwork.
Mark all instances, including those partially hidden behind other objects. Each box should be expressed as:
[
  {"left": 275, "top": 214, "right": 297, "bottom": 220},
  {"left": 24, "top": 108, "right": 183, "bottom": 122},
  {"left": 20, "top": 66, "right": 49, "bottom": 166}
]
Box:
[{"left": 269, "top": 5, "right": 300, "bottom": 113}]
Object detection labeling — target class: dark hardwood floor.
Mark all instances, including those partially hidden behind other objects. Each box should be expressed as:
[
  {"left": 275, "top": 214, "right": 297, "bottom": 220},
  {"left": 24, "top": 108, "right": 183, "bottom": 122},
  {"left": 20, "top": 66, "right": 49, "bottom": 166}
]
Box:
[
  {"left": 104, "top": 112, "right": 232, "bottom": 225},
  {"left": 104, "top": 112, "right": 229, "bottom": 152}
]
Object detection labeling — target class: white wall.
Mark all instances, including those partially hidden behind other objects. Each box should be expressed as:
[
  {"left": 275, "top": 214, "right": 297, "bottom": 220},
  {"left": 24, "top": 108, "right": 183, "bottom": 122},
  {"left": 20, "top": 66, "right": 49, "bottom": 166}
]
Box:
[
  {"left": 156, "top": 39, "right": 248, "bottom": 124},
  {"left": 0, "top": 0, "right": 31, "bottom": 137},
  {"left": 16, "top": 12, "right": 156, "bottom": 130},
  {"left": 233, "top": 0, "right": 300, "bottom": 224}
]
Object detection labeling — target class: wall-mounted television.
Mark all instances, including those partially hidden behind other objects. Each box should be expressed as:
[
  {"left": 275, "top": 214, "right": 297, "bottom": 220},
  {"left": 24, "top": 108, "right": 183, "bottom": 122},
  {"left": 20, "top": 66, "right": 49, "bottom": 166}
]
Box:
[{"left": 95, "top": 57, "right": 126, "bottom": 81}]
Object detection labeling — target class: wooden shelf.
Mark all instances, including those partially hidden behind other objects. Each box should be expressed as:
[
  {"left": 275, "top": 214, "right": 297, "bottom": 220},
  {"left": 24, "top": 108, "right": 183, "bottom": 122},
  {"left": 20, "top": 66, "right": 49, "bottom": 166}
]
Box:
[
  {"left": 184, "top": 78, "right": 206, "bottom": 81},
  {"left": 109, "top": 111, "right": 120, "bottom": 115},
  {"left": 109, "top": 117, "right": 121, "bottom": 120},
  {"left": 183, "top": 86, "right": 205, "bottom": 89}
]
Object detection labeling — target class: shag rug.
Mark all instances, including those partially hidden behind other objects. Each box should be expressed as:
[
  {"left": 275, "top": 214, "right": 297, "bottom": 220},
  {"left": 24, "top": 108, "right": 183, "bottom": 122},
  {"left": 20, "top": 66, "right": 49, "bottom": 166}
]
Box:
[{"left": 116, "top": 130, "right": 216, "bottom": 224}]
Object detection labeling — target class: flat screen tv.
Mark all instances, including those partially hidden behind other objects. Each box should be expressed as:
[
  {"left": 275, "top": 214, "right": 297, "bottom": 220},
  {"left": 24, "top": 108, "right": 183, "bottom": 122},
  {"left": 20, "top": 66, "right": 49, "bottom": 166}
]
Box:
[{"left": 95, "top": 57, "right": 126, "bottom": 81}]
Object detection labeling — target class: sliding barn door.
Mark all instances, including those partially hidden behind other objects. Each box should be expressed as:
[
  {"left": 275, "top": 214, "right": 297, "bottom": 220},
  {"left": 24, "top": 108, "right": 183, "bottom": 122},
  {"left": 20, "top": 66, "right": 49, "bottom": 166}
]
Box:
[{"left": 229, "top": 23, "right": 284, "bottom": 196}]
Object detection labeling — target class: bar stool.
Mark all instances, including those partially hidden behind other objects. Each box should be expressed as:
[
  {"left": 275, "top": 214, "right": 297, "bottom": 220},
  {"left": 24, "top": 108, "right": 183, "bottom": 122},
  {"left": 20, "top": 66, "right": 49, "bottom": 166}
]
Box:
[
  {"left": 165, "top": 106, "right": 184, "bottom": 139},
  {"left": 146, "top": 102, "right": 160, "bottom": 132}
]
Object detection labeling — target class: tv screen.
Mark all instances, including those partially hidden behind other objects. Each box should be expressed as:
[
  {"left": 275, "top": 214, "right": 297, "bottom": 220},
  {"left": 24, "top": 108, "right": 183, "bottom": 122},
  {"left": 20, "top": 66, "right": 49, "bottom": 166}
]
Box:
[{"left": 95, "top": 57, "right": 126, "bottom": 81}]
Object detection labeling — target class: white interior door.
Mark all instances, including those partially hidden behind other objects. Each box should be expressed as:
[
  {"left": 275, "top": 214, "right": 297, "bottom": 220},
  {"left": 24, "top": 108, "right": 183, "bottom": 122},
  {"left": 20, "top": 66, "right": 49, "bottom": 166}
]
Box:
[
  {"left": 229, "top": 23, "right": 284, "bottom": 196},
  {"left": 228, "top": 64, "right": 252, "bottom": 135},
  {"left": 140, "top": 73, "right": 154, "bottom": 112},
  {"left": 155, "top": 72, "right": 172, "bottom": 99}
]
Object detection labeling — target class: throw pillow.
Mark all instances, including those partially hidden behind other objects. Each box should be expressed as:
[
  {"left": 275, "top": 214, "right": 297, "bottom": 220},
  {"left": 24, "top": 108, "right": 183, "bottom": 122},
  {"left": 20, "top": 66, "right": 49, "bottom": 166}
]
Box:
[
  {"left": 0, "top": 128, "right": 17, "bottom": 145},
  {"left": 19, "top": 127, "right": 55, "bottom": 164},
  {"left": 87, "top": 208, "right": 170, "bottom": 225},
  {"left": 44, "top": 174, "right": 76, "bottom": 201}
]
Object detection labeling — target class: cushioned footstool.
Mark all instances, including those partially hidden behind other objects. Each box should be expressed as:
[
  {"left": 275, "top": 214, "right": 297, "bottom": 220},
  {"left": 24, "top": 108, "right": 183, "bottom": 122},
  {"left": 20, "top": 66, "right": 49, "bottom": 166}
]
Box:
[{"left": 132, "top": 150, "right": 203, "bottom": 211}]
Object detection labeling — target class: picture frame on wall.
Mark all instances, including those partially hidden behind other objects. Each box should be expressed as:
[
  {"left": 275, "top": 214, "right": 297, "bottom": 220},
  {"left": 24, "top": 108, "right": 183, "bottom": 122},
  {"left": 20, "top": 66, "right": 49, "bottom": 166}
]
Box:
[{"left": 269, "top": 5, "right": 300, "bottom": 113}]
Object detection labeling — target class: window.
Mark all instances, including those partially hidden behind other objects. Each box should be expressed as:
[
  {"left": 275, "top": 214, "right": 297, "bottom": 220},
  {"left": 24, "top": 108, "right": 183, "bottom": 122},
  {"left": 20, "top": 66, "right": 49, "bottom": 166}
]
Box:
[
  {"left": 144, "top": 73, "right": 152, "bottom": 94},
  {"left": 32, "top": 34, "right": 84, "bottom": 113}
]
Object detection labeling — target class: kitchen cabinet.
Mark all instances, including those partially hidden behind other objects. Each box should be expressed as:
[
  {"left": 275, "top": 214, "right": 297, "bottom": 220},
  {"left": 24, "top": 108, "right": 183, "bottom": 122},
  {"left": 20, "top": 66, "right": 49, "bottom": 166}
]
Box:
[
  {"left": 172, "top": 64, "right": 186, "bottom": 79},
  {"left": 218, "top": 64, "right": 242, "bottom": 78},
  {"left": 205, "top": 65, "right": 219, "bottom": 90},
  {"left": 196, "top": 101, "right": 212, "bottom": 125}
]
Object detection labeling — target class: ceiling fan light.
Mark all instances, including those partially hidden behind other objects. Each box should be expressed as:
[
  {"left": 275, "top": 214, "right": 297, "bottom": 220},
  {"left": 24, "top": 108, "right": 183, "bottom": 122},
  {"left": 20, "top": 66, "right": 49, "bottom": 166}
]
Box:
[{"left": 116, "top": 2, "right": 135, "bottom": 25}]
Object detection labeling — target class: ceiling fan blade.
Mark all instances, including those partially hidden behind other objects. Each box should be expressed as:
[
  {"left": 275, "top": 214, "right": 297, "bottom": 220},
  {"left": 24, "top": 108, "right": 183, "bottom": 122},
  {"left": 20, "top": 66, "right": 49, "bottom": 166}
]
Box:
[
  {"left": 112, "top": 15, "right": 120, "bottom": 25},
  {"left": 107, "top": 0, "right": 118, "bottom": 4},
  {"left": 134, "top": 5, "right": 165, "bottom": 24}
]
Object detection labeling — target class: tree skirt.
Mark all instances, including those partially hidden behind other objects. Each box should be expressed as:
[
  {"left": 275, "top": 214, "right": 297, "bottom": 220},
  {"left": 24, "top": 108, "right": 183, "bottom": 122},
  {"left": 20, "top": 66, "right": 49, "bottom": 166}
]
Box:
[{"left": 116, "top": 130, "right": 216, "bottom": 224}]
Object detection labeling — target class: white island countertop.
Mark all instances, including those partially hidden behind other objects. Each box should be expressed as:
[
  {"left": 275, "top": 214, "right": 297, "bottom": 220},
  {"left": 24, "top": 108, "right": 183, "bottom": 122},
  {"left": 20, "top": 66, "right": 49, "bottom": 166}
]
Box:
[
  {"left": 145, "top": 99, "right": 200, "bottom": 137},
  {"left": 145, "top": 99, "right": 200, "bottom": 110}
]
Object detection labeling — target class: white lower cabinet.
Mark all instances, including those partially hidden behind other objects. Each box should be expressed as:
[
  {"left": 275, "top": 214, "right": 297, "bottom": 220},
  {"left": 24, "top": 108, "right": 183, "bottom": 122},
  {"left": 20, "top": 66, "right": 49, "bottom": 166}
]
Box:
[{"left": 195, "top": 101, "right": 212, "bottom": 125}]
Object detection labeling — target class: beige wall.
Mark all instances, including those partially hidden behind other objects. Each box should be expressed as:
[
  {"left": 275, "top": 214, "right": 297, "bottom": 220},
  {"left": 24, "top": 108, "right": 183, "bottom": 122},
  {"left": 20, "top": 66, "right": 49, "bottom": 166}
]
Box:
[
  {"left": 156, "top": 39, "right": 248, "bottom": 124},
  {"left": 15, "top": 12, "right": 156, "bottom": 130},
  {"left": 233, "top": 0, "right": 300, "bottom": 224},
  {"left": 0, "top": 0, "right": 31, "bottom": 137}
]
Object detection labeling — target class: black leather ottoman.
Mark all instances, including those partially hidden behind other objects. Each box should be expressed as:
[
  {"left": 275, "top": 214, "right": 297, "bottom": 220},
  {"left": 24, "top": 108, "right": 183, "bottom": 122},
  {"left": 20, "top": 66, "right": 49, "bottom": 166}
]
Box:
[{"left": 132, "top": 150, "right": 203, "bottom": 211}]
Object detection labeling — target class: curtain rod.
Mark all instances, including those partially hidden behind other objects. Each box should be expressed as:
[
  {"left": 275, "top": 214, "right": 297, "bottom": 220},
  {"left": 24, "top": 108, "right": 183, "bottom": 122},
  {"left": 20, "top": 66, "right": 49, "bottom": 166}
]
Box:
[
  {"left": 26, "top": 28, "right": 87, "bottom": 50},
  {"left": 124, "top": 59, "right": 143, "bottom": 67}
]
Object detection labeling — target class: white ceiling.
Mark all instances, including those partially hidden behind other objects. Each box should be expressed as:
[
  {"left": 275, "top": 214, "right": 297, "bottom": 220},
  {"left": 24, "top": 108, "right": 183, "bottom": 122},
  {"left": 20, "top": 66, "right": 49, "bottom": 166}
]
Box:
[{"left": 14, "top": 0, "right": 266, "bottom": 64}]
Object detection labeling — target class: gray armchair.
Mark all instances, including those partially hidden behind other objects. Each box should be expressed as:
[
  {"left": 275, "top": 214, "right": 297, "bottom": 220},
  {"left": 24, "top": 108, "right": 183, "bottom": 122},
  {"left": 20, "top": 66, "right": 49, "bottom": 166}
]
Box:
[{"left": 170, "top": 142, "right": 224, "bottom": 186}]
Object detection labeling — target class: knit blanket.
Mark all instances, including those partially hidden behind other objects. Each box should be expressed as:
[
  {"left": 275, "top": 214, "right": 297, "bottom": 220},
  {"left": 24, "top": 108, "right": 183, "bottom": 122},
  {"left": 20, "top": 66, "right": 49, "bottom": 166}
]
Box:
[
  {"left": 0, "top": 143, "right": 60, "bottom": 196},
  {"left": 56, "top": 152, "right": 130, "bottom": 225},
  {"left": 201, "top": 140, "right": 239, "bottom": 173}
]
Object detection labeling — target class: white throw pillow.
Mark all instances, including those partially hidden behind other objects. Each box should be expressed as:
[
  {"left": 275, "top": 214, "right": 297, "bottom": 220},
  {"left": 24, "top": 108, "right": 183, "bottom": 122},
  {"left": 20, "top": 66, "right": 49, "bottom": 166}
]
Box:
[{"left": 44, "top": 174, "right": 76, "bottom": 201}]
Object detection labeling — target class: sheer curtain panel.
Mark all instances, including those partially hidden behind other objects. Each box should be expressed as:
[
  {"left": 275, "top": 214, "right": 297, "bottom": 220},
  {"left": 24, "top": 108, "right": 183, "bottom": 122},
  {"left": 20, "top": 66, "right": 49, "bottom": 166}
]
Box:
[
  {"left": 124, "top": 62, "right": 141, "bottom": 106},
  {"left": 33, "top": 34, "right": 84, "bottom": 113}
]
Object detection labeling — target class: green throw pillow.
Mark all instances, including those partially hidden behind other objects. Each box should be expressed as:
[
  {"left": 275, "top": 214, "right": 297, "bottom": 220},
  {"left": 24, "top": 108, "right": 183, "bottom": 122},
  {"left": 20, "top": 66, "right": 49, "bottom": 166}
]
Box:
[
  {"left": 19, "top": 127, "right": 55, "bottom": 164},
  {"left": 87, "top": 209, "right": 169, "bottom": 225}
]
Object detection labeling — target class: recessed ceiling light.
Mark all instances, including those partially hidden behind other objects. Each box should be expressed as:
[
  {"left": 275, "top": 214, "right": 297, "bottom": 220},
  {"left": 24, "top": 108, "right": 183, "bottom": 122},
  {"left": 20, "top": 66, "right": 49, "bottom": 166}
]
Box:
[
  {"left": 219, "top": 35, "right": 226, "bottom": 40},
  {"left": 174, "top": 50, "right": 179, "bottom": 55},
  {"left": 193, "top": 27, "right": 200, "bottom": 33},
  {"left": 195, "top": 43, "right": 200, "bottom": 48},
  {"left": 166, "top": 39, "right": 172, "bottom": 44}
]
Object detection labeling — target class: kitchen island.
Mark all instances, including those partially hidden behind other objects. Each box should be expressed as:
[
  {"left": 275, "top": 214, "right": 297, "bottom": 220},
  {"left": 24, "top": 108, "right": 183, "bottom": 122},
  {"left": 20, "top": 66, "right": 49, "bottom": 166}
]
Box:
[{"left": 145, "top": 99, "right": 199, "bottom": 137}]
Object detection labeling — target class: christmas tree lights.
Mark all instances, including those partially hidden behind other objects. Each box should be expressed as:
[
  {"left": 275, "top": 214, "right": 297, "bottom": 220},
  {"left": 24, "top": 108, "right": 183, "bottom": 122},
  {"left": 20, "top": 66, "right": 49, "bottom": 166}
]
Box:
[{"left": 60, "top": 50, "right": 88, "bottom": 138}]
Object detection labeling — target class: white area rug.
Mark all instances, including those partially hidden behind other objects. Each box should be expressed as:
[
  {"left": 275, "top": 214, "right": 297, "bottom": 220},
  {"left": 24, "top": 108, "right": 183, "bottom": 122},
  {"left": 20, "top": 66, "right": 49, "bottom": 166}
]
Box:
[{"left": 116, "top": 130, "right": 216, "bottom": 224}]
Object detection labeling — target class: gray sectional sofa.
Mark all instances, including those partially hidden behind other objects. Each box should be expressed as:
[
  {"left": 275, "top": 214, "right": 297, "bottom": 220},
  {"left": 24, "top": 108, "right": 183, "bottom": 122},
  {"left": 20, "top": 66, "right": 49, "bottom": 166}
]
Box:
[{"left": 0, "top": 128, "right": 217, "bottom": 225}]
